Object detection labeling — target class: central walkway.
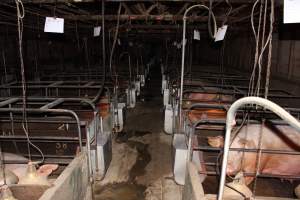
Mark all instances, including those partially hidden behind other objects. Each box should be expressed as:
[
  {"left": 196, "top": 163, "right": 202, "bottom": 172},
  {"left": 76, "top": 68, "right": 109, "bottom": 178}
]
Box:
[{"left": 93, "top": 65, "right": 182, "bottom": 200}]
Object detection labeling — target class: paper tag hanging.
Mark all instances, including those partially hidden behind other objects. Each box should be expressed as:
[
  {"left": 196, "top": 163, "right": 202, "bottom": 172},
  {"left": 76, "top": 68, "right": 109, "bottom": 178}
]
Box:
[
  {"left": 193, "top": 30, "right": 200, "bottom": 40},
  {"left": 215, "top": 25, "right": 228, "bottom": 42},
  {"left": 284, "top": 0, "right": 300, "bottom": 23},
  {"left": 117, "top": 38, "right": 121, "bottom": 45},
  {"left": 44, "top": 17, "right": 64, "bottom": 33},
  {"left": 94, "top": 26, "right": 101, "bottom": 37}
]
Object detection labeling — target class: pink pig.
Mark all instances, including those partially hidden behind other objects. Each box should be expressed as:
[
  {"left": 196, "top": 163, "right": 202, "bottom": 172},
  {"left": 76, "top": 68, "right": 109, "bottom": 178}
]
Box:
[
  {"left": 3, "top": 153, "right": 58, "bottom": 184},
  {"left": 207, "top": 124, "right": 300, "bottom": 184}
]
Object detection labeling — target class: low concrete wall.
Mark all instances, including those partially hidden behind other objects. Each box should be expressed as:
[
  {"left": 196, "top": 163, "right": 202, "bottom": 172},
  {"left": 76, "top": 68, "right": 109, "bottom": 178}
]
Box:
[
  {"left": 39, "top": 152, "right": 91, "bottom": 200},
  {"left": 182, "top": 161, "right": 296, "bottom": 200},
  {"left": 182, "top": 161, "right": 205, "bottom": 200}
]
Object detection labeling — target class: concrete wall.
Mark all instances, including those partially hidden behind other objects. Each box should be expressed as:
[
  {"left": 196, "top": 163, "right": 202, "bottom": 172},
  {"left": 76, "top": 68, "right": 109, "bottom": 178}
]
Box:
[{"left": 39, "top": 152, "right": 92, "bottom": 200}]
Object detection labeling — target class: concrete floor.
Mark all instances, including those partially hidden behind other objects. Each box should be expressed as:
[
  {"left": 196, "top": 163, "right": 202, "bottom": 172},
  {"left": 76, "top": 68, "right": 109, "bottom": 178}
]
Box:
[{"left": 93, "top": 66, "right": 182, "bottom": 200}]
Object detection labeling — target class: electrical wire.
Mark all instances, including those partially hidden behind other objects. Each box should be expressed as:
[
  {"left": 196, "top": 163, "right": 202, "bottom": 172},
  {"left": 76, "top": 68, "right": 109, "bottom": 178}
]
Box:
[
  {"left": 264, "top": 0, "right": 274, "bottom": 99},
  {"left": 15, "top": 0, "right": 31, "bottom": 161},
  {"left": 248, "top": 0, "right": 263, "bottom": 96},
  {"left": 91, "top": 0, "right": 106, "bottom": 104},
  {"left": 15, "top": 0, "right": 45, "bottom": 164},
  {"left": 222, "top": 0, "right": 232, "bottom": 26},
  {"left": 256, "top": 0, "right": 268, "bottom": 96},
  {"left": 208, "top": 0, "right": 215, "bottom": 39},
  {"left": 109, "top": 3, "right": 122, "bottom": 81},
  {"left": 254, "top": 0, "right": 274, "bottom": 97}
]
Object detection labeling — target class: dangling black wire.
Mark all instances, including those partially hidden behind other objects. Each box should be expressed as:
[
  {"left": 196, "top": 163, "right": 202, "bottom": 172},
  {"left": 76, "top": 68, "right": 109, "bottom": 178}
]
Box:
[{"left": 92, "top": 0, "right": 106, "bottom": 103}]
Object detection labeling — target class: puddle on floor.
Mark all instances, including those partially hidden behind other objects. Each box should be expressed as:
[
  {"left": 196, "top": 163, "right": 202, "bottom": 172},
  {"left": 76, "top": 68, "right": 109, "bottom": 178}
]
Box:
[
  {"left": 93, "top": 182, "right": 146, "bottom": 200},
  {"left": 127, "top": 140, "right": 151, "bottom": 181},
  {"left": 94, "top": 131, "right": 151, "bottom": 200},
  {"left": 116, "top": 130, "right": 151, "bottom": 143}
]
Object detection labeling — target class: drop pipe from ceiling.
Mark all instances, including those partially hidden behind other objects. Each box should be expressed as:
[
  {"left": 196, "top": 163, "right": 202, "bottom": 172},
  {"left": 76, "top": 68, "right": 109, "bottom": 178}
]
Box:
[{"left": 179, "top": 4, "right": 217, "bottom": 131}]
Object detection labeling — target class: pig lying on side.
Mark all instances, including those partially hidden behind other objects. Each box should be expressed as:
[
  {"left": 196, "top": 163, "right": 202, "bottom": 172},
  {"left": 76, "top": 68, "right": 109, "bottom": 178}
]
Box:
[
  {"left": 207, "top": 123, "right": 300, "bottom": 185},
  {"left": 2, "top": 153, "right": 58, "bottom": 185}
]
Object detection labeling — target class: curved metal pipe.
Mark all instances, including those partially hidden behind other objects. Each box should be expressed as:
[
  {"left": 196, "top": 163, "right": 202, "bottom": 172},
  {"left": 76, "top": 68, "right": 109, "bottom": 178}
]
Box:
[
  {"left": 0, "top": 108, "right": 83, "bottom": 151},
  {"left": 218, "top": 97, "right": 300, "bottom": 200},
  {"left": 179, "top": 4, "right": 217, "bottom": 130},
  {"left": 0, "top": 97, "right": 96, "bottom": 110},
  {"left": 41, "top": 109, "right": 84, "bottom": 151}
]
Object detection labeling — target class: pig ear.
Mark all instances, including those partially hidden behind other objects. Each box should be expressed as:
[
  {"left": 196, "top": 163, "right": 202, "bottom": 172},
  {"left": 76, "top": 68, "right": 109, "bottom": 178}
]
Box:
[{"left": 37, "top": 164, "right": 58, "bottom": 176}]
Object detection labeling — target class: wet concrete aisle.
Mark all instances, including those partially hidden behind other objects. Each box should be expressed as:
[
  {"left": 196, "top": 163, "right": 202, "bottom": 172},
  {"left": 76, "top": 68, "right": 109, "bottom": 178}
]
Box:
[{"left": 93, "top": 65, "right": 183, "bottom": 200}]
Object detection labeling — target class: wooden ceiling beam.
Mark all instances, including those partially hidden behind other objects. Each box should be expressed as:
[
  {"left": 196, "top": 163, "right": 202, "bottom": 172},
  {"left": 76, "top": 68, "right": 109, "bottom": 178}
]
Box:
[
  {"left": 3, "top": 0, "right": 276, "bottom": 4},
  {"left": 62, "top": 14, "right": 238, "bottom": 21}
]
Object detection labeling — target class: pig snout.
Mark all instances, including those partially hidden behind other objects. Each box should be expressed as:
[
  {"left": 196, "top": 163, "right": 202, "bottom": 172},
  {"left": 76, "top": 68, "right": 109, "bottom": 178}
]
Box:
[{"left": 18, "top": 163, "right": 58, "bottom": 185}]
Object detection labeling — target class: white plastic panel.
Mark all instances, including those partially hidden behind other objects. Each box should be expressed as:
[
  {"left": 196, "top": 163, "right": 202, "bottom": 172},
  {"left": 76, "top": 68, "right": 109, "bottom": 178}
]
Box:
[
  {"left": 173, "top": 134, "right": 187, "bottom": 185},
  {"left": 126, "top": 88, "right": 136, "bottom": 108},
  {"left": 114, "top": 103, "right": 126, "bottom": 132},
  {"left": 164, "top": 104, "right": 173, "bottom": 134},
  {"left": 135, "top": 81, "right": 141, "bottom": 96},
  {"left": 163, "top": 89, "right": 170, "bottom": 106}
]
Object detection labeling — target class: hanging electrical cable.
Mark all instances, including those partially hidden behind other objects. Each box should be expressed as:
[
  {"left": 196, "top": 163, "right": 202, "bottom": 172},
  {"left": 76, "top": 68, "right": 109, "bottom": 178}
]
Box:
[
  {"left": 109, "top": 3, "right": 122, "bottom": 92},
  {"left": 244, "top": 1, "right": 275, "bottom": 196},
  {"left": 258, "top": 0, "right": 274, "bottom": 98},
  {"left": 15, "top": 0, "right": 30, "bottom": 160},
  {"left": 179, "top": 4, "right": 217, "bottom": 127},
  {"left": 109, "top": 3, "right": 122, "bottom": 81},
  {"left": 256, "top": 0, "right": 268, "bottom": 96},
  {"left": 250, "top": 0, "right": 274, "bottom": 97},
  {"left": 264, "top": 0, "right": 274, "bottom": 99},
  {"left": 92, "top": 0, "right": 106, "bottom": 104},
  {"left": 15, "top": 0, "right": 44, "bottom": 164},
  {"left": 222, "top": 0, "right": 232, "bottom": 26},
  {"left": 248, "top": 0, "right": 263, "bottom": 96},
  {"left": 208, "top": 0, "right": 216, "bottom": 39}
]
